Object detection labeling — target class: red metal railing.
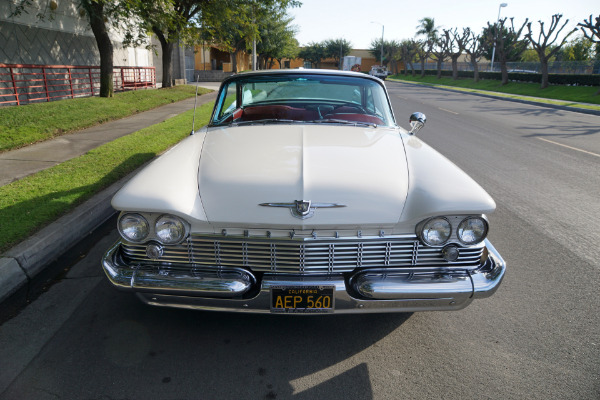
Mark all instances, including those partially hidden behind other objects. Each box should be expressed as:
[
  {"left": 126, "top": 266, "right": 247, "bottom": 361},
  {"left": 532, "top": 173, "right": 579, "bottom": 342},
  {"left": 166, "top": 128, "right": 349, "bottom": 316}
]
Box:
[{"left": 0, "top": 64, "right": 156, "bottom": 106}]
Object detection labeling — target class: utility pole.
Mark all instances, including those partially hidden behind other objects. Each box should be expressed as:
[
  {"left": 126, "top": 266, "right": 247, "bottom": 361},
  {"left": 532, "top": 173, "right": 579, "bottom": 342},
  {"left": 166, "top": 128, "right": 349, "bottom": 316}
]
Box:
[
  {"left": 490, "top": 3, "right": 508, "bottom": 72},
  {"left": 371, "top": 21, "right": 384, "bottom": 66}
]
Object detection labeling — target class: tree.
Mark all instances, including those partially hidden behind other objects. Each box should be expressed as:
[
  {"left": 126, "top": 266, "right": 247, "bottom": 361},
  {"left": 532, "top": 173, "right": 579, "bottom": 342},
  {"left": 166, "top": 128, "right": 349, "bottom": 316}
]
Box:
[
  {"left": 10, "top": 0, "right": 139, "bottom": 97},
  {"left": 578, "top": 14, "right": 600, "bottom": 41},
  {"left": 324, "top": 38, "right": 352, "bottom": 69},
  {"left": 415, "top": 39, "right": 434, "bottom": 77},
  {"left": 431, "top": 34, "right": 450, "bottom": 79},
  {"left": 137, "top": 0, "right": 299, "bottom": 85},
  {"left": 525, "top": 14, "right": 577, "bottom": 89},
  {"left": 578, "top": 14, "right": 600, "bottom": 93},
  {"left": 369, "top": 39, "right": 399, "bottom": 69},
  {"left": 465, "top": 30, "right": 486, "bottom": 82},
  {"left": 272, "top": 33, "right": 299, "bottom": 69},
  {"left": 563, "top": 36, "right": 596, "bottom": 61},
  {"left": 520, "top": 48, "right": 540, "bottom": 62},
  {"left": 483, "top": 17, "right": 529, "bottom": 85},
  {"left": 416, "top": 17, "right": 439, "bottom": 41},
  {"left": 445, "top": 27, "right": 471, "bottom": 80},
  {"left": 201, "top": 4, "right": 248, "bottom": 73},
  {"left": 398, "top": 40, "right": 418, "bottom": 76},
  {"left": 134, "top": 0, "right": 205, "bottom": 87},
  {"left": 299, "top": 42, "right": 326, "bottom": 68},
  {"left": 256, "top": 12, "right": 298, "bottom": 69},
  {"left": 415, "top": 17, "right": 438, "bottom": 68}
]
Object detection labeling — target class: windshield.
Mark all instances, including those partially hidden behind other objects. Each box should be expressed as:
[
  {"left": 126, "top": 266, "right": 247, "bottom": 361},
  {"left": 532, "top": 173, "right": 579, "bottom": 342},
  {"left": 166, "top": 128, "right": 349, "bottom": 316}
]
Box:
[{"left": 210, "top": 74, "right": 395, "bottom": 127}]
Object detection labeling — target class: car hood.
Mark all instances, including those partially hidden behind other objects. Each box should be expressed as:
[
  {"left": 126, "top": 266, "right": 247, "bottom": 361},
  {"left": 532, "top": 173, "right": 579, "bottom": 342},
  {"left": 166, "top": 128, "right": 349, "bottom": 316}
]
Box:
[{"left": 198, "top": 124, "right": 409, "bottom": 229}]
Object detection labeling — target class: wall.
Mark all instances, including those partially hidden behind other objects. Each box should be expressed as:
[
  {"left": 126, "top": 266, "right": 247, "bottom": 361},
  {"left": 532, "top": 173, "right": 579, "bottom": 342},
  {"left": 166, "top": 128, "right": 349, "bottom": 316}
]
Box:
[{"left": 0, "top": 0, "right": 153, "bottom": 67}]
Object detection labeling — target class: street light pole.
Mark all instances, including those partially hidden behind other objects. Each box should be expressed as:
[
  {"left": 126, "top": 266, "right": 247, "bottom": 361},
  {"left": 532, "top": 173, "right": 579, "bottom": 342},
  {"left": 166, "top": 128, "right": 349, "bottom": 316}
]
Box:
[
  {"left": 490, "top": 3, "right": 508, "bottom": 72},
  {"left": 371, "top": 22, "right": 384, "bottom": 67}
]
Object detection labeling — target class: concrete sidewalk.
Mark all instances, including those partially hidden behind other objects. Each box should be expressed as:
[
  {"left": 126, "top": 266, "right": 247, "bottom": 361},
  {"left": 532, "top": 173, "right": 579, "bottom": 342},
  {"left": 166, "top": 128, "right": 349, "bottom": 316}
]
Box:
[
  {"left": 0, "top": 89, "right": 217, "bottom": 187},
  {"left": 0, "top": 86, "right": 217, "bottom": 304}
]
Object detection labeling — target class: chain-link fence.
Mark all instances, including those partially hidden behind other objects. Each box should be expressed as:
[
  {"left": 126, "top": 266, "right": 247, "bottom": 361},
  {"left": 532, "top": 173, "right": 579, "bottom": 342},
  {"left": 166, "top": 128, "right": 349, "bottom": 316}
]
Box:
[{"left": 418, "top": 61, "right": 600, "bottom": 74}]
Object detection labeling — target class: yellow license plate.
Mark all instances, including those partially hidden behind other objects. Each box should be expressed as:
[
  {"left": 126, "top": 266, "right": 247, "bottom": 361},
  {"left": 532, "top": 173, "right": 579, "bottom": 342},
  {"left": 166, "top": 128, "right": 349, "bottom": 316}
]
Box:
[{"left": 270, "top": 286, "right": 334, "bottom": 313}]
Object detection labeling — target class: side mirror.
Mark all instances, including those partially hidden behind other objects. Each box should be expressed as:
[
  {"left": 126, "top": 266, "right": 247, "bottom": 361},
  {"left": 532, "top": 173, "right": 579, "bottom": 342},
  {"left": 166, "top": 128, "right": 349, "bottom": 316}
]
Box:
[{"left": 408, "top": 112, "right": 426, "bottom": 135}]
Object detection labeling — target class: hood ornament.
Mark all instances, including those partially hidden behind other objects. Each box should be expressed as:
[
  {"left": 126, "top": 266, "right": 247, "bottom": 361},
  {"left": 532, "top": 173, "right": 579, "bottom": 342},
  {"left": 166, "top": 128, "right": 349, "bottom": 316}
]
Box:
[{"left": 259, "top": 200, "right": 346, "bottom": 219}]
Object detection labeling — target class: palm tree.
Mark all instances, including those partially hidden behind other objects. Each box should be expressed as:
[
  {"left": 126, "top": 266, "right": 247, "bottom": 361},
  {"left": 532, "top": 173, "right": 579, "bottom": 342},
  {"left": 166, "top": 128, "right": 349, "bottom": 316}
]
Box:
[
  {"left": 416, "top": 17, "right": 439, "bottom": 41},
  {"left": 416, "top": 17, "right": 439, "bottom": 71}
]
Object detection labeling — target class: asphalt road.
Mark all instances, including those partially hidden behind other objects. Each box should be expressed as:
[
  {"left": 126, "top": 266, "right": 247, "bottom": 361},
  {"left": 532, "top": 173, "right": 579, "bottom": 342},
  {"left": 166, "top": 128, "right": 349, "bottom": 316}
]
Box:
[{"left": 0, "top": 82, "right": 598, "bottom": 399}]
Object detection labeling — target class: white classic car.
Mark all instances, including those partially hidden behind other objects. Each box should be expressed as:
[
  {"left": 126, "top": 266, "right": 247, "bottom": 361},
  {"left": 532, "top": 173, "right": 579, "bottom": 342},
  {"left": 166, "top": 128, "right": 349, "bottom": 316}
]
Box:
[{"left": 102, "top": 69, "right": 505, "bottom": 314}]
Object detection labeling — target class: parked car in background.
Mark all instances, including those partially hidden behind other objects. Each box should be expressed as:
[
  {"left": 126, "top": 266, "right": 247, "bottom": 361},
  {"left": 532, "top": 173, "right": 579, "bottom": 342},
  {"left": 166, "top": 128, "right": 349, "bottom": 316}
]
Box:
[
  {"left": 102, "top": 69, "right": 505, "bottom": 314},
  {"left": 369, "top": 65, "right": 389, "bottom": 80},
  {"left": 507, "top": 69, "right": 538, "bottom": 74}
]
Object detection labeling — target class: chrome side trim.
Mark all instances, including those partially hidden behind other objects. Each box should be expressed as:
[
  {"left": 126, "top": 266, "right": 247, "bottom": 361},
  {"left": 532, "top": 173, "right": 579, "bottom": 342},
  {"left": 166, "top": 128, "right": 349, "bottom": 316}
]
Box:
[
  {"left": 352, "top": 271, "right": 473, "bottom": 301},
  {"left": 136, "top": 273, "right": 474, "bottom": 314},
  {"left": 102, "top": 242, "right": 255, "bottom": 298},
  {"left": 351, "top": 239, "right": 505, "bottom": 301},
  {"left": 471, "top": 239, "right": 506, "bottom": 299}
]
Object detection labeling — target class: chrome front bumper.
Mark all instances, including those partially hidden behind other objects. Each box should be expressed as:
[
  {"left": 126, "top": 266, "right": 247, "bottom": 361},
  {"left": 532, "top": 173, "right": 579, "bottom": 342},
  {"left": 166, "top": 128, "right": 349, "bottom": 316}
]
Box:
[{"left": 101, "top": 240, "right": 506, "bottom": 314}]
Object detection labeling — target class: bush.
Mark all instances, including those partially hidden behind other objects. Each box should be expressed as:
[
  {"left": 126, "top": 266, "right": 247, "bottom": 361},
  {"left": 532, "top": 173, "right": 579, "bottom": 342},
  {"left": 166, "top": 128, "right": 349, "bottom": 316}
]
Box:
[{"left": 410, "top": 69, "right": 599, "bottom": 86}]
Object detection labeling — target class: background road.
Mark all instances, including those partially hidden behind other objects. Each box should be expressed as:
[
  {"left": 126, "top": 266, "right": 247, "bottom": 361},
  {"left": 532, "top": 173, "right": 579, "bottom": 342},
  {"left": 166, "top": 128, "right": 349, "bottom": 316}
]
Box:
[{"left": 1, "top": 82, "right": 598, "bottom": 399}]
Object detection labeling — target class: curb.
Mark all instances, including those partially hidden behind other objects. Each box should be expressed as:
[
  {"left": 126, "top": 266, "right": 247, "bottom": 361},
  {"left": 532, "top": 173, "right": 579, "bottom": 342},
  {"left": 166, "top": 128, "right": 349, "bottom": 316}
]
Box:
[
  {"left": 388, "top": 79, "right": 600, "bottom": 117},
  {"left": 0, "top": 90, "right": 218, "bottom": 304},
  {"left": 0, "top": 171, "right": 133, "bottom": 303}
]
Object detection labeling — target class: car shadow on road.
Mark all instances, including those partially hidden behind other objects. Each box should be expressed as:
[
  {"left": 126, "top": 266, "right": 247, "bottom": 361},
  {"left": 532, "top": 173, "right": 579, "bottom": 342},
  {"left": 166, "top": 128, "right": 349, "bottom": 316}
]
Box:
[
  {"left": 3, "top": 277, "right": 412, "bottom": 400},
  {"left": 108, "top": 285, "right": 412, "bottom": 399}
]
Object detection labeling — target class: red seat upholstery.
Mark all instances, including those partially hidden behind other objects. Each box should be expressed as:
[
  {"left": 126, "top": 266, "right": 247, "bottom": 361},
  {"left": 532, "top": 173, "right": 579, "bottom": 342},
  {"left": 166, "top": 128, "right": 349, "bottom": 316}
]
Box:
[{"left": 241, "top": 105, "right": 318, "bottom": 122}]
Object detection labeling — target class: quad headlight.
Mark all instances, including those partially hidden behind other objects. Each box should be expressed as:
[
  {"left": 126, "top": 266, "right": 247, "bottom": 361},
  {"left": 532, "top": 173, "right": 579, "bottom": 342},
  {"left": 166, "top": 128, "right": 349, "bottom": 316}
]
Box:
[
  {"left": 118, "top": 213, "right": 150, "bottom": 243},
  {"left": 419, "top": 217, "right": 452, "bottom": 246},
  {"left": 155, "top": 214, "right": 186, "bottom": 244},
  {"left": 117, "top": 213, "right": 188, "bottom": 244},
  {"left": 457, "top": 216, "right": 488, "bottom": 245},
  {"left": 417, "top": 215, "right": 488, "bottom": 247}
]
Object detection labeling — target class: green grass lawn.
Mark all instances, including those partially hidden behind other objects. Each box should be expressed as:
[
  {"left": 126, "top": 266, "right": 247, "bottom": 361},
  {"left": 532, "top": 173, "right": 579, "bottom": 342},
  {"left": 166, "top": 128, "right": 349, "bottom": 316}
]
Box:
[
  {"left": 388, "top": 74, "right": 600, "bottom": 106},
  {"left": 0, "top": 102, "right": 214, "bottom": 252},
  {"left": 0, "top": 86, "right": 212, "bottom": 152}
]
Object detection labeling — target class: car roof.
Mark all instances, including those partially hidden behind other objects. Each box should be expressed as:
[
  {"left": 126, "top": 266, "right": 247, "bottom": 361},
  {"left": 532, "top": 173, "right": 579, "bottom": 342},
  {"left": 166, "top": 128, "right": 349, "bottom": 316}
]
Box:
[{"left": 223, "top": 68, "right": 384, "bottom": 83}]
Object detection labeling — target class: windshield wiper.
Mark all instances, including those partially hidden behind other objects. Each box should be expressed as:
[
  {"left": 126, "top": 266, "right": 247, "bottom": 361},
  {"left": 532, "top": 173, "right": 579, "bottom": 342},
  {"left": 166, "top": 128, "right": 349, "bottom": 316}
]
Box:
[
  {"left": 229, "top": 118, "right": 379, "bottom": 128},
  {"left": 309, "top": 119, "right": 378, "bottom": 128},
  {"left": 230, "top": 119, "right": 302, "bottom": 126}
]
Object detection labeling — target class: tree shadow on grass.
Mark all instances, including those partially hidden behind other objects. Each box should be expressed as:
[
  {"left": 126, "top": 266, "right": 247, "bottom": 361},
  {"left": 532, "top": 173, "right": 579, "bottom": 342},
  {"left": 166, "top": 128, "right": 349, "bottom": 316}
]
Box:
[{"left": 0, "top": 153, "right": 155, "bottom": 253}]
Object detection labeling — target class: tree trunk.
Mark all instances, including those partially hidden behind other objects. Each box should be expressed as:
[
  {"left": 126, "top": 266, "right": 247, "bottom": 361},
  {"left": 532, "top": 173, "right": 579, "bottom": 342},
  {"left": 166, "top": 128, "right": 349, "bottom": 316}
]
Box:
[
  {"left": 472, "top": 61, "right": 480, "bottom": 83},
  {"left": 154, "top": 28, "right": 174, "bottom": 88},
  {"left": 87, "top": 2, "right": 113, "bottom": 97},
  {"left": 420, "top": 59, "right": 426, "bottom": 78},
  {"left": 451, "top": 55, "right": 459, "bottom": 80},
  {"left": 230, "top": 51, "right": 238, "bottom": 73},
  {"left": 540, "top": 57, "right": 549, "bottom": 89},
  {"left": 500, "top": 60, "right": 509, "bottom": 85},
  {"left": 436, "top": 58, "right": 443, "bottom": 79}
]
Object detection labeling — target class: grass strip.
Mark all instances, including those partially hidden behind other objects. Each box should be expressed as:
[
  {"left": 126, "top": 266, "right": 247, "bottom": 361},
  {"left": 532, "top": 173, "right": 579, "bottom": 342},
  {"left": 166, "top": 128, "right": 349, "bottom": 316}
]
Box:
[
  {"left": 0, "top": 102, "right": 214, "bottom": 253},
  {"left": 388, "top": 75, "right": 600, "bottom": 108},
  {"left": 0, "top": 85, "right": 212, "bottom": 152}
]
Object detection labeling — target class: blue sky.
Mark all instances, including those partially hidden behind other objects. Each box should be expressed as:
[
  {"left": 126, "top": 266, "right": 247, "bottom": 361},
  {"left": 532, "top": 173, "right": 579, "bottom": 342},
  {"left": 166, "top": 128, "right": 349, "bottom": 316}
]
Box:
[{"left": 288, "top": 0, "right": 598, "bottom": 49}]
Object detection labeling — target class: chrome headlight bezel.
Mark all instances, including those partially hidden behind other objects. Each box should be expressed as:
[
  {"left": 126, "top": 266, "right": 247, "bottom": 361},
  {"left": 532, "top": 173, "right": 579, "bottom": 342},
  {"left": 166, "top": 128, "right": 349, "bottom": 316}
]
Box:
[
  {"left": 457, "top": 216, "right": 489, "bottom": 246},
  {"left": 117, "top": 213, "right": 150, "bottom": 243},
  {"left": 117, "top": 212, "right": 190, "bottom": 244},
  {"left": 154, "top": 214, "right": 187, "bottom": 245},
  {"left": 417, "top": 216, "right": 452, "bottom": 246},
  {"left": 417, "top": 215, "right": 489, "bottom": 248}
]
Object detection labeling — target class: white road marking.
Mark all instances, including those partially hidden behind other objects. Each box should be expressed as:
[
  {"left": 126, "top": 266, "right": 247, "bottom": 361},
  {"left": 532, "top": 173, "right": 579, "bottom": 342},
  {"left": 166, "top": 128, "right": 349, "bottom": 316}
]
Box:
[
  {"left": 438, "top": 107, "right": 459, "bottom": 114},
  {"left": 536, "top": 137, "right": 600, "bottom": 158}
]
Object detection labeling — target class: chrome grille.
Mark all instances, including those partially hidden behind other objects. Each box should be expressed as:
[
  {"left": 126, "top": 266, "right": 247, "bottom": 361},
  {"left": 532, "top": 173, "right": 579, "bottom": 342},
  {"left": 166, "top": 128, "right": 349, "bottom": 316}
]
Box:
[{"left": 121, "top": 234, "right": 484, "bottom": 274}]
